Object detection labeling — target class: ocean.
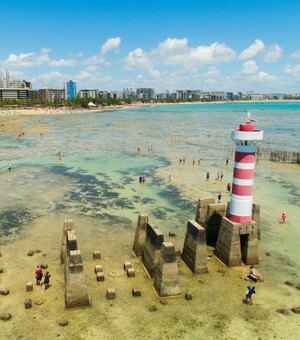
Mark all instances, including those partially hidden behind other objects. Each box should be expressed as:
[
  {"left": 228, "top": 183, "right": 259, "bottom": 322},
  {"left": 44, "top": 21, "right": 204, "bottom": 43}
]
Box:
[{"left": 0, "top": 102, "right": 299, "bottom": 339}]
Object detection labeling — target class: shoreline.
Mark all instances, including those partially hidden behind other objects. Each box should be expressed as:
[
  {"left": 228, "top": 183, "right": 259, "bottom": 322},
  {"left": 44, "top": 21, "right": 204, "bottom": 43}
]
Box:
[{"left": 1, "top": 99, "right": 300, "bottom": 116}]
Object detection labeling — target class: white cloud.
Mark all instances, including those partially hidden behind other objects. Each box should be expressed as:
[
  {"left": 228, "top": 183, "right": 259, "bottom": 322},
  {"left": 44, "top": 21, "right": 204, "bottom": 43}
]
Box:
[
  {"left": 238, "top": 39, "right": 265, "bottom": 60},
  {"left": 283, "top": 64, "right": 300, "bottom": 77},
  {"left": 83, "top": 37, "right": 121, "bottom": 65},
  {"left": 291, "top": 50, "right": 300, "bottom": 58},
  {"left": 241, "top": 60, "right": 258, "bottom": 74},
  {"left": 1, "top": 48, "right": 51, "bottom": 69},
  {"left": 49, "top": 59, "right": 77, "bottom": 67},
  {"left": 263, "top": 44, "right": 282, "bottom": 63},
  {"left": 250, "top": 71, "right": 277, "bottom": 81},
  {"left": 100, "top": 37, "right": 121, "bottom": 56},
  {"left": 203, "top": 66, "right": 220, "bottom": 77},
  {"left": 124, "top": 37, "right": 235, "bottom": 76}
]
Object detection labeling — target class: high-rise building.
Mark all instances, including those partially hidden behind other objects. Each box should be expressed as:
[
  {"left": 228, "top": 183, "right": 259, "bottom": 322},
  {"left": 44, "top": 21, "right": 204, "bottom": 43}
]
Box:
[{"left": 64, "top": 80, "right": 77, "bottom": 100}]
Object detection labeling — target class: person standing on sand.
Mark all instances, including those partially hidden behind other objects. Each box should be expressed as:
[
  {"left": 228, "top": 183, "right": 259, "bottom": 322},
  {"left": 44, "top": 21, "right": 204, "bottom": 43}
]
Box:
[
  {"left": 35, "top": 266, "right": 43, "bottom": 285},
  {"left": 245, "top": 286, "right": 256, "bottom": 305},
  {"left": 206, "top": 172, "right": 209, "bottom": 181},
  {"left": 43, "top": 271, "right": 51, "bottom": 289},
  {"left": 280, "top": 212, "right": 287, "bottom": 223}
]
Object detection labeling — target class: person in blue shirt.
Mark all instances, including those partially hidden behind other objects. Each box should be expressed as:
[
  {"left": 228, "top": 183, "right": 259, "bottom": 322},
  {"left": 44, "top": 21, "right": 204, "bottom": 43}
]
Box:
[{"left": 245, "top": 286, "right": 256, "bottom": 305}]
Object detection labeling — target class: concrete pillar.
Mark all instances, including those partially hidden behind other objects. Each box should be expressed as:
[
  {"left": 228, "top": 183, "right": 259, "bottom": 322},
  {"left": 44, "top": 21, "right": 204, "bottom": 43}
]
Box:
[
  {"left": 142, "top": 223, "right": 164, "bottom": 278},
  {"left": 181, "top": 220, "right": 208, "bottom": 274},
  {"left": 61, "top": 219, "right": 74, "bottom": 264},
  {"left": 195, "top": 197, "right": 215, "bottom": 225},
  {"left": 154, "top": 242, "right": 181, "bottom": 297},
  {"left": 214, "top": 216, "right": 259, "bottom": 267},
  {"left": 132, "top": 214, "right": 149, "bottom": 256}
]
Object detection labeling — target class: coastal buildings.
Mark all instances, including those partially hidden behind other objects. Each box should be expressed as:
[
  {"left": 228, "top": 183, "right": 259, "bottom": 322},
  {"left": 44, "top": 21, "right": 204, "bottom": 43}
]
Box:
[
  {"left": 64, "top": 80, "right": 77, "bottom": 100},
  {"left": 0, "top": 88, "right": 29, "bottom": 99}
]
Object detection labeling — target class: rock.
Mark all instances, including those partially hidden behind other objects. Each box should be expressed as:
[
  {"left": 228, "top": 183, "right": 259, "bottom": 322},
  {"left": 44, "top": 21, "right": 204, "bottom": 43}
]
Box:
[
  {"left": 284, "top": 280, "right": 294, "bottom": 287},
  {"left": 295, "top": 284, "right": 300, "bottom": 290},
  {"left": 159, "top": 298, "right": 168, "bottom": 305},
  {"left": 168, "top": 232, "right": 176, "bottom": 237},
  {"left": 276, "top": 308, "right": 289, "bottom": 315},
  {"left": 185, "top": 292, "right": 193, "bottom": 300},
  {"left": 26, "top": 282, "right": 33, "bottom": 292},
  {"left": 132, "top": 288, "right": 141, "bottom": 297},
  {"left": 106, "top": 288, "right": 116, "bottom": 300},
  {"left": 93, "top": 251, "right": 101, "bottom": 259},
  {"left": 291, "top": 306, "right": 300, "bottom": 314},
  {"left": 127, "top": 268, "right": 135, "bottom": 277},
  {"left": 0, "top": 252, "right": 2, "bottom": 257},
  {"left": 0, "top": 289, "right": 9, "bottom": 295},
  {"left": 217, "top": 269, "right": 226, "bottom": 275},
  {"left": 40, "top": 263, "right": 48, "bottom": 269},
  {"left": 265, "top": 252, "right": 272, "bottom": 257},
  {"left": 35, "top": 249, "right": 42, "bottom": 253},
  {"left": 33, "top": 299, "right": 44, "bottom": 305},
  {"left": 0, "top": 267, "right": 3, "bottom": 273},
  {"left": 96, "top": 272, "right": 105, "bottom": 282},
  {"left": 59, "top": 319, "right": 69, "bottom": 327},
  {"left": 123, "top": 261, "right": 132, "bottom": 270},
  {"left": 94, "top": 265, "right": 103, "bottom": 273},
  {"left": 24, "top": 299, "right": 32, "bottom": 309},
  {"left": 27, "top": 250, "right": 35, "bottom": 256},
  {"left": 0, "top": 313, "right": 12, "bottom": 321},
  {"left": 148, "top": 305, "right": 157, "bottom": 312}
]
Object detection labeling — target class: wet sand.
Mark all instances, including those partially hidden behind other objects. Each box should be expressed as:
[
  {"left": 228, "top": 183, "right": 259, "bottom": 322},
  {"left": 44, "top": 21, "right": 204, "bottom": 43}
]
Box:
[{"left": 0, "top": 113, "right": 299, "bottom": 340}]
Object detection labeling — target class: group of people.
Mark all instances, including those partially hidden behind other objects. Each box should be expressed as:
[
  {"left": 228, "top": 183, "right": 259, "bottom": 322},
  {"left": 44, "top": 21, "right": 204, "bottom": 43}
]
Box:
[
  {"left": 139, "top": 175, "right": 146, "bottom": 183},
  {"left": 35, "top": 266, "right": 51, "bottom": 289}
]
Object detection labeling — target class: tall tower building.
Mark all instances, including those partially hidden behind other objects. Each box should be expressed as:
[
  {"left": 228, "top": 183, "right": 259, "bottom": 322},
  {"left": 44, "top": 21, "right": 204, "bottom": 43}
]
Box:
[
  {"left": 214, "top": 113, "right": 263, "bottom": 266},
  {"left": 228, "top": 117, "right": 263, "bottom": 223},
  {"left": 64, "top": 80, "right": 77, "bottom": 100}
]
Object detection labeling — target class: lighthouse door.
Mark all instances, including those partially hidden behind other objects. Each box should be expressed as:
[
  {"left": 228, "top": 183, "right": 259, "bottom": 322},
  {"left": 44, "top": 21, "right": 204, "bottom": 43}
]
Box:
[{"left": 240, "top": 234, "right": 249, "bottom": 264}]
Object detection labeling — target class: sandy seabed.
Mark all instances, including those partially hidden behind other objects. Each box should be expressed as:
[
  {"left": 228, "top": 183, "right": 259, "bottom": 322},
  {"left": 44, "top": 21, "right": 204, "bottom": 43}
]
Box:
[{"left": 0, "top": 110, "right": 299, "bottom": 340}]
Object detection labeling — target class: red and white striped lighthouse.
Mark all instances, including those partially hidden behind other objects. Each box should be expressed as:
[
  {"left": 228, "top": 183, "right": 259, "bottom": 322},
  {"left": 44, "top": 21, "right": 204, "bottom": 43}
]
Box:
[{"left": 228, "top": 116, "right": 263, "bottom": 223}]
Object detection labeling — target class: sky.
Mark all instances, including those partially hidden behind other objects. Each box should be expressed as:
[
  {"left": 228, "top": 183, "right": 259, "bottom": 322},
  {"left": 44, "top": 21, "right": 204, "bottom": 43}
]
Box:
[{"left": 1, "top": 0, "right": 300, "bottom": 93}]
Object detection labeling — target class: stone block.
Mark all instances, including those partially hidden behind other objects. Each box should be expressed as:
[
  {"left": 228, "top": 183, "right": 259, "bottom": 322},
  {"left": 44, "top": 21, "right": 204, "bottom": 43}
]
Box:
[
  {"left": 94, "top": 265, "right": 103, "bottom": 273},
  {"left": 26, "top": 282, "right": 33, "bottom": 292},
  {"left": 67, "top": 231, "right": 78, "bottom": 251},
  {"left": 123, "top": 261, "right": 132, "bottom": 270},
  {"left": 132, "top": 288, "right": 141, "bottom": 297},
  {"left": 0, "top": 313, "right": 11, "bottom": 321},
  {"left": 24, "top": 299, "right": 32, "bottom": 309},
  {"left": 185, "top": 292, "right": 192, "bottom": 300},
  {"left": 40, "top": 263, "right": 48, "bottom": 269},
  {"left": 106, "top": 288, "right": 116, "bottom": 300},
  {"left": 127, "top": 268, "right": 135, "bottom": 277},
  {"left": 0, "top": 267, "right": 3, "bottom": 273},
  {"left": 96, "top": 272, "right": 105, "bottom": 281},
  {"left": 59, "top": 319, "right": 69, "bottom": 327},
  {"left": 93, "top": 251, "right": 101, "bottom": 259},
  {"left": 0, "top": 289, "right": 9, "bottom": 295}
]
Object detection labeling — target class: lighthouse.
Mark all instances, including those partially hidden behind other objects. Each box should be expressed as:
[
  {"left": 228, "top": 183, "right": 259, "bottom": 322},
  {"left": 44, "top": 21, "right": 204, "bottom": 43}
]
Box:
[
  {"left": 229, "top": 116, "right": 263, "bottom": 223},
  {"left": 213, "top": 113, "right": 263, "bottom": 267}
]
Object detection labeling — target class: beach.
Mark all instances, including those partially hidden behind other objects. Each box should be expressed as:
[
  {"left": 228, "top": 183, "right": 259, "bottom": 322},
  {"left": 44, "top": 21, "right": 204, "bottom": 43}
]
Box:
[{"left": 0, "top": 103, "right": 299, "bottom": 339}]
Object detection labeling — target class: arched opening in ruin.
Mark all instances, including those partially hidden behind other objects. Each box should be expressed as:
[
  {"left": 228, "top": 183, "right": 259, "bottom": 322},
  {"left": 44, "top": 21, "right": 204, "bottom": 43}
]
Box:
[
  {"left": 240, "top": 234, "right": 249, "bottom": 264},
  {"left": 206, "top": 213, "right": 223, "bottom": 246}
]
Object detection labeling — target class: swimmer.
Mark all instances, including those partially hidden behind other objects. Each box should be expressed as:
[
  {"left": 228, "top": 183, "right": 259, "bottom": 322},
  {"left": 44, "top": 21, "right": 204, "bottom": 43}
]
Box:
[{"left": 280, "top": 212, "right": 287, "bottom": 224}]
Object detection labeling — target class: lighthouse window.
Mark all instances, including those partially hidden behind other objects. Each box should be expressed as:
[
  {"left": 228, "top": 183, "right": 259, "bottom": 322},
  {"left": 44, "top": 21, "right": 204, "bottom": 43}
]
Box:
[{"left": 245, "top": 140, "right": 248, "bottom": 146}]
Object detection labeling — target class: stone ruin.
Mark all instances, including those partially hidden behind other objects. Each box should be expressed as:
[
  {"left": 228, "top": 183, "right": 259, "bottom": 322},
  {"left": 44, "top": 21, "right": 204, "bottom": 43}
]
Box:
[
  {"left": 132, "top": 214, "right": 149, "bottom": 257},
  {"left": 181, "top": 220, "right": 208, "bottom": 274},
  {"left": 132, "top": 213, "right": 208, "bottom": 297},
  {"left": 61, "top": 219, "right": 91, "bottom": 308},
  {"left": 141, "top": 222, "right": 164, "bottom": 278},
  {"left": 154, "top": 242, "right": 181, "bottom": 297},
  {"left": 195, "top": 197, "right": 260, "bottom": 267}
]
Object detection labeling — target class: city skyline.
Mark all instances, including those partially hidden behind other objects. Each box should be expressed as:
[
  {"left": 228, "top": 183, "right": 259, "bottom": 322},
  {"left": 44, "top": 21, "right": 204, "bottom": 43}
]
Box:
[{"left": 1, "top": 0, "right": 300, "bottom": 93}]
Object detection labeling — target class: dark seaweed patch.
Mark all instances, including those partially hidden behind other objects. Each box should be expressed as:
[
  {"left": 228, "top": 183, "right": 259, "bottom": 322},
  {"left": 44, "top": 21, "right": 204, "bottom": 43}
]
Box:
[
  {"left": 0, "top": 208, "right": 33, "bottom": 237},
  {"left": 152, "top": 208, "right": 167, "bottom": 220},
  {"left": 141, "top": 197, "right": 156, "bottom": 204}
]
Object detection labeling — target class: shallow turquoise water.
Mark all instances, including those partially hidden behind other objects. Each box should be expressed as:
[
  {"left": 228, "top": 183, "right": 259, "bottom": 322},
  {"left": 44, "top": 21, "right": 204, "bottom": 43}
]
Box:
[{"left": 0, "top": 103, "right": 299, "bottom": 278}]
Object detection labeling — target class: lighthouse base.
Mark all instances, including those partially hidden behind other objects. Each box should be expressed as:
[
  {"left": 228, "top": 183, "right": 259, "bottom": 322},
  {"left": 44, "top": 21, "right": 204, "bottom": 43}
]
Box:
[{"left": 214, "top": 217, "right": 259, "bottom": 267}]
